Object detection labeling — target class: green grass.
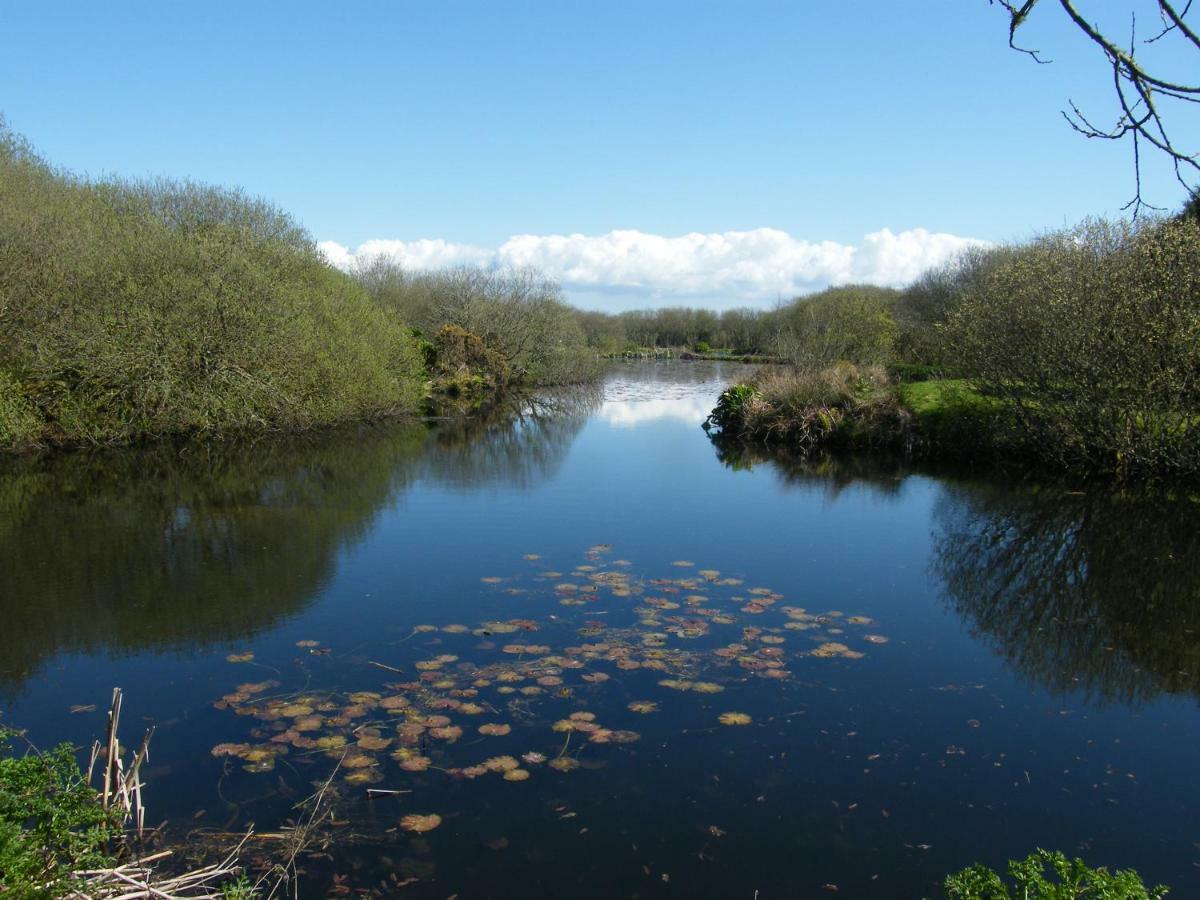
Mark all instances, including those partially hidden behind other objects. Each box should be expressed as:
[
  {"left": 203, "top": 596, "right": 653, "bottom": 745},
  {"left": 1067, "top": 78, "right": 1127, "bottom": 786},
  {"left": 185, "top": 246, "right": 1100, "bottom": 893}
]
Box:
[
  {"left": 895, "top": 379, "right": 1007, "bottom": 450},
  {"left": 896, "top": 379, "right": 987, "bottom": 416}
]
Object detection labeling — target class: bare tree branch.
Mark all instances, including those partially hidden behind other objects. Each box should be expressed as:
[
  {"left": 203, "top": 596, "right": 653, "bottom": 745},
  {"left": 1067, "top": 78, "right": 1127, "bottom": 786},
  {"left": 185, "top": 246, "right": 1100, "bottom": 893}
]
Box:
[{"left": 992, "top": 0, "right": 1200, "bottom": 212}]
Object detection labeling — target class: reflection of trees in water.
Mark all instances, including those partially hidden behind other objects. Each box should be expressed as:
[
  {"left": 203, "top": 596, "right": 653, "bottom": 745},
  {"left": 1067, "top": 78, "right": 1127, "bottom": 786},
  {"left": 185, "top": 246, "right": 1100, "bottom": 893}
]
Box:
[
  {"left": 933, "top": 482, "right": 1200, "bottom": 705},
  {"left": 603, "top": 359, "right": 736, "bottom": 393},
  {"left": 0, "top": 391, "right": 598, "bottom": 693},
  {"left": 423, "top": 387, "right": 600, "bottom": 490},
  {"left": 0, "top": 424, "right": 430, "bottom": 690},
  {"left": 708, "top": 436, "right": 1200, "bottom": 706},
  {"left": 708, "top": 439, "right": 908, "bottom": 501}
]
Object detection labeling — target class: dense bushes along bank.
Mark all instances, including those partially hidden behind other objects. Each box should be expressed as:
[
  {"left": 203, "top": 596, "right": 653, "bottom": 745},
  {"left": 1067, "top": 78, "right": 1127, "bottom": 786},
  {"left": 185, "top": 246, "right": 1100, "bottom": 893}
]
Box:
[
  {"left": 0, "top": 120, "right": 600, "bottom": 453},
  {"left": 707, "top": 216, "right": 1200, "bottom": 481},
  {"left": 0, "top": 123, "right": 426, "bottom": 450}
]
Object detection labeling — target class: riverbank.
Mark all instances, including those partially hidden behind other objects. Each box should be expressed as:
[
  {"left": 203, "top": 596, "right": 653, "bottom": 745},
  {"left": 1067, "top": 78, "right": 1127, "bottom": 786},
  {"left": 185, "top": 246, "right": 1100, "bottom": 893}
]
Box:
[
  {"left": 704, "top": 364, "right": 1200, "bottom": 481},
  {"left": 601, "top": 346, "right": 782, "bottom": 364},
  {"left": 0, "top": 120, "right": 602, "bottom": 457}
]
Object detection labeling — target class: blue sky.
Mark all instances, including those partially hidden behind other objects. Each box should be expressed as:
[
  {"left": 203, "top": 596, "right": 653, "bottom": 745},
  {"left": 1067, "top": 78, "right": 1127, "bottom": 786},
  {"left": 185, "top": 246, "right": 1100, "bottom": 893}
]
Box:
[{"left": 3, "top": 1, "right": 1196, "bottom": 309}]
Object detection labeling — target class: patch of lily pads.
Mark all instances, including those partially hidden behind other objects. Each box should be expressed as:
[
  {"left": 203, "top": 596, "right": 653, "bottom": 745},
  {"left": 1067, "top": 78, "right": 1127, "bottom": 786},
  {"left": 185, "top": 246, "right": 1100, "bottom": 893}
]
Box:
[{"left": 212, "top": 544, "right": 886, "bottom": 834}]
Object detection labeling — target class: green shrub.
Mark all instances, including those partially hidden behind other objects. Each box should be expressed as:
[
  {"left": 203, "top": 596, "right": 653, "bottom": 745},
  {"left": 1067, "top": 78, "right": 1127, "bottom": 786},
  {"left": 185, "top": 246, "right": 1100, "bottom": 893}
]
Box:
[
  {"left": 0, "top": 728, "right": 119, "bottom": 896},
  {"left": 943, "top": 849, "right": 1167, "bottom": 899},
  {"left": 352, "top": 261, "right": 600, "bottom": 387},
  {"left": 944, "top": 218, "right": 1200, "bottom": 477},
  {"left": 705, "top": 383, "right": 760, "bottom": 433},
  {"left": 771, "top": 285, "right": 900, "bottom": 367},
  {"left": 693, "top": 341, "right": 712, "bottom": 354},
  {"left": 891, "top": 246, "right": 994, "bottom": 367},
  {"left": 429, "top": 323, "right": 510, "bottom": 398},
  {"left": 0, "top": 118, "right": 425, "bottom": 449}
]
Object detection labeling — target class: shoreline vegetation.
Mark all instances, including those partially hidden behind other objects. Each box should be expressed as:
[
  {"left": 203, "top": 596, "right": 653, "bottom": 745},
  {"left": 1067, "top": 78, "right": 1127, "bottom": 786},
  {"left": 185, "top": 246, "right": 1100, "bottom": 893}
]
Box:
[
  {"left": 0, "top": 689, "right": 336, "bottom": 899},
  {"left": 0, "top": 119, "right": 602, "bottom": 456},
  {"left": 704, "top": 215, "right": 1200, "bottom": 482}
]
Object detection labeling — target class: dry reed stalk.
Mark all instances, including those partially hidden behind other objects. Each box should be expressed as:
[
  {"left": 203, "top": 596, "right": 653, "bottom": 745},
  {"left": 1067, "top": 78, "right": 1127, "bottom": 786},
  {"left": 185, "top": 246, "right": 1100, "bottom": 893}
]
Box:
[{"left": 71, "top": 689, "right": 252, "bottom": 898}]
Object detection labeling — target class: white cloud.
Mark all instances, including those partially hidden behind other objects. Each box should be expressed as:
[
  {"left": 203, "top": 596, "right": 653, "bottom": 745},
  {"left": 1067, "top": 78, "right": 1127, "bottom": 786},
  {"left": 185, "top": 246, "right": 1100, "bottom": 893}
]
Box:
[
  {"left": 317, "top": 237, "right": 492, "bottom": 272},
  {"left": 320, "top": 226, "right": 988, "bottom": 306},
  {"left": 852, "top": 228, "right": 984, "bottom": 287}
]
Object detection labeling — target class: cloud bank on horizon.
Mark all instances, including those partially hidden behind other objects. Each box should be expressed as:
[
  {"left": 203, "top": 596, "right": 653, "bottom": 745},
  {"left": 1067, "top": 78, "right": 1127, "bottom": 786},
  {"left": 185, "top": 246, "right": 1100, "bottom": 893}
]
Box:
[{"left": 319, "top": 227, "right": 988, "bottom": 307}]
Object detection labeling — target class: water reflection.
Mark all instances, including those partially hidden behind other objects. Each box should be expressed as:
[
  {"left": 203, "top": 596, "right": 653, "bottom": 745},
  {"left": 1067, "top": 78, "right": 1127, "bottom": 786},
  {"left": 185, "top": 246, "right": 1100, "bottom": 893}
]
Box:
[
  {"left": 0, "top": 425, "right": 428, "bottom": 689},
  {"left": 598, "top": 360, "right": 734, "bottom": 428},
  {"left": 704, "top": 443, "right": 1200, "bottom": 705},
  {"left": 0, "top": 393, "right": 597, "bottom": 691},
  {"left": 709, "top": 440, "right": 908, "bottom": 499},
  {"left": 933, "top": 482, "right": 1200, "bottom": 705},
  {"left": 597, "top": 395, "right": 715, "bottom": 428},
  {"left": 424, "top": 388, "right": 598, "bottom": 488}
]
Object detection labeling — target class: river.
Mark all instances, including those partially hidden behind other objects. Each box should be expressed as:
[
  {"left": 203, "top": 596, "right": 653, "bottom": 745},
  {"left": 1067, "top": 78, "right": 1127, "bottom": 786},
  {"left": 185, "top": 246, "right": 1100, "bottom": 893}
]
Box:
[{"left": 2, "top": 361, "right": 1198, "bottom": 897}]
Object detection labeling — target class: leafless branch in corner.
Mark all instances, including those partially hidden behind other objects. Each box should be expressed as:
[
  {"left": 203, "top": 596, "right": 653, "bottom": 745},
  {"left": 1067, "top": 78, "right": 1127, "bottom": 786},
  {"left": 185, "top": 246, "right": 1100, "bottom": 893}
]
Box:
[{"left": 991, "top": 0, "right": 1200, "bottom": 215}]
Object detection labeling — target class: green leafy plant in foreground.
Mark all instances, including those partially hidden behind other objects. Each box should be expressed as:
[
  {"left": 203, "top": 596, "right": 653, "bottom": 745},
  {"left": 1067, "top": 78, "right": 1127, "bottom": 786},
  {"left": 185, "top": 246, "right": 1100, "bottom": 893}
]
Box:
[
  {"left": 0, "top": 728, "right": 119, "bottom": 897},
  {"left": 944, "top": 849, "right": 1168, "bottom": 899}
]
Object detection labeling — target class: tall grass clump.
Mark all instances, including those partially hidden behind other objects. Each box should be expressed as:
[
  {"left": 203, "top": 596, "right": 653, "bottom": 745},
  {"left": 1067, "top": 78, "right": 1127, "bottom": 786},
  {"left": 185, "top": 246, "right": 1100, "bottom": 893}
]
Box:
[
  {"left": 0, "top": 118, "right": 424, "bottom": 450},
  {"left": 706, "top": 363, "right": 911, "bottom": 451},
  {"left": 944, "top": 218, "right": 1200, "bottom": 477}
]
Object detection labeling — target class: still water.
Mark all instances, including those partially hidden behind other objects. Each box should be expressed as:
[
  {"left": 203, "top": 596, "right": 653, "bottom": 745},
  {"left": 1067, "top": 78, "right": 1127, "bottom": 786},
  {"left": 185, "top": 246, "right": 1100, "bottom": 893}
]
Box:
[{"left": 2, "top": 361, "right": 1199, "bottom": 898}]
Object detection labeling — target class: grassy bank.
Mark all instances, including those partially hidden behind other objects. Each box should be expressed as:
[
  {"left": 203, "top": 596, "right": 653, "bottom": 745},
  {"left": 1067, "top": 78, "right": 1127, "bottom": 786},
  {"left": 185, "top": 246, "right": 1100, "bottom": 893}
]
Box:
[
  {"left": 707, "top": 366, "right": 1197, "bottom": 479},
  {"left": 704, "top": 364, "right": 914, "bottom": 452},
  {"left": 707, "top": 214, "right": 1200, "bottom": 481}
]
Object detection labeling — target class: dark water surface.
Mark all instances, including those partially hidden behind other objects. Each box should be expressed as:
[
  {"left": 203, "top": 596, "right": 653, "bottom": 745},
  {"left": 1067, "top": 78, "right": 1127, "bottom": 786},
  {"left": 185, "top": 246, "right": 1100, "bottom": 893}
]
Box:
[{"left": 2, "top": 361, "right": 1199, "bottom": 898}]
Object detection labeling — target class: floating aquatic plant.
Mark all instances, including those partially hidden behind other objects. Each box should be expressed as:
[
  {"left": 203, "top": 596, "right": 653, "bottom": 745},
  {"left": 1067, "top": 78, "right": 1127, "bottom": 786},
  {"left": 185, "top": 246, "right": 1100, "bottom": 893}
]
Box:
[
  {"left": 399, "top": 814, "right": 442, "bottom": 833},
  {"left": 207, "top": 542, "right": 885, "bottom": 860},
  {"left": 718, "top": 712, "right": 752, "bottom": 726}
]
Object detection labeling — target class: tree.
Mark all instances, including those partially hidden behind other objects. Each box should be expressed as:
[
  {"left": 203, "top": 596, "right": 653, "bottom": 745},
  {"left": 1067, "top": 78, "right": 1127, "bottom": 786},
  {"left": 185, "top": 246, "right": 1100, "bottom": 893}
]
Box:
[
  {"left": 772, "top": 286, "right": 899, "bottom": 367},
  {"left": 994, "top": 0, "right": 1199, "bottom": 214}
]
